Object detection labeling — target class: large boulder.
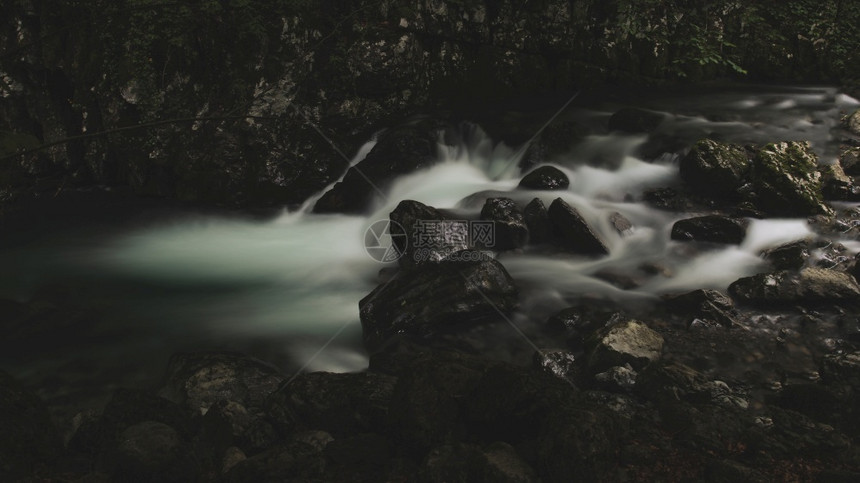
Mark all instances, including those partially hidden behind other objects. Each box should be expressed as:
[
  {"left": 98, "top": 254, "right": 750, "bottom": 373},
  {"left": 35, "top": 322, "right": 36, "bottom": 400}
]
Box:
[
  {"left": 670, "top": 215, "right": 748, "bottom": 244},
  {"left": 679, "top": 139, "right": 750, "bottom": 197},
  {"left": 480, "top": 198, "right": 528, "bottom": 250},
  {"left": 518, "top": 166, "right": 570, "bottom": 190},
  {"left": 390, "top": 200, "right": 469, "bottom": 268},
  {"left": 313, "top": 124, "right": 442, "bottom": 214},
  {"left": 753, "top": 141, "right": 829, "bottom": 215},
  {"left": 607, "top": 107, "right": 665, "bottom": 134},
  {"left": 762, "top": 240, "right": 811, "bottom": 270},
  {"left": 728, "top": 268, "right": 860, "bottom": 306},
  {"left": 523, "top": 198, "right": 551, "bottom": 244},
  {"left": 585, "top": 319, "right": 664, "bottom": 372},
  {"left": 547, "top": 198, "right": 610, "bottom": 255},
  {"left": 359, "top": 255, "right": 518, "bottom": 350},
  {"left": 0, "top": 370, "right": 61, "bottom": 480}
]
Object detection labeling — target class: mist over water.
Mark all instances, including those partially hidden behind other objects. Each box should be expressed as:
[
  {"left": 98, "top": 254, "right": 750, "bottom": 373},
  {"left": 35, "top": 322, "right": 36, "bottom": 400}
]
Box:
[{"left": 2, "top": 85, "right": 857, "bottom": 376}]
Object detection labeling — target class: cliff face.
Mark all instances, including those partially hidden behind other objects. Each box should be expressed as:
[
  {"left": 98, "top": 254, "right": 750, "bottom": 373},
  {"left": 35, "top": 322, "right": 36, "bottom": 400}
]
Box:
[{"left": 1, "top": 0, "right": 858, "bottom": 208}]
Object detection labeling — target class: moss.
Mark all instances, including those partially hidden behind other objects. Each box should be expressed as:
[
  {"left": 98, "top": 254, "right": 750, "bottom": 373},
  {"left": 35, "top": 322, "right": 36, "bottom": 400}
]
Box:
[{"left": 754, "top": 141, "right": 828, "bottom": 215}]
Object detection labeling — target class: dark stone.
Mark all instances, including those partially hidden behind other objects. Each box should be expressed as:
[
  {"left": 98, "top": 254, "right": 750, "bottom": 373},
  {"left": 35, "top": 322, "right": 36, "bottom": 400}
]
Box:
[
  {"left": 820, "top": 162, "right": 860, "bottom": 200},
  {"left": 158, "top": 352, "right": 285, "bottom": 415},
  {"left": 594, "top": 364, "right": 638, "bottom": 393},
  {"left": 547, "top": 197, "right": 610, "bottom": 255},
  {"left": 201, "top": 400, "right": 277, "bottom": 455},
  {"left": 480, "top": 197, "right": 528, "bottom": 250},
  {"left": 762, "top": 240, "right": 810, "bottom": 270},
  {"left": 532, "top": 349, "right": 580, "bottom": 385},
  {"left": 609, "top": 211, "right": 634, "bottom": 236},
  {"left": 839, "top": 147, "right": 860, "bottom": 176},
  {"left": 728, "top": 268, "right": 860, "bottom": 307},
  {"left": 607, "top": 107, "right": 665, "bottom": 134},
  {"left": 679, "top": 139, "right": 750, "bottom": 196},
  {"left": 389, "top": 199, "right": 468, "bottom": 268},
  {"left": 0, "top": 370, "right": 61, "bottom": 480},
  {"left": 110, "top": 421, "right": 197, "bottom": 483},
  {"left": 359, "top": 255, "right": 518, "bottom": 351},
  {"left": 313, "top": 123, "right": 443, "bottom": 214},
  {"left": 642, "top": 187, "right": 698, "bottom": 211},
  {"left": 224, "top": 440, "right": 326, "bottom": 483},
  {"left": 753, "top": 141, "right": 830, "bottom": 215},
  {"left": 419, "top": 442, "right": 539, "bottom": 483},
  {"left": 585, "top": 319, "right": 664, "bottom": 372},
  {"left": 267, "top": 372, "right": 396, "bottom": 435},
  {"left": 670, "top": 215, "right": 747, "bottom": 244},
  {"left": 523, "top": 197, "right": 551, "bottom": 244},
  {"left": 636, "top": 360, "right": 746, "bottom": 409},
  {"left": 518, "top": 165, "right": 570, "bottom": 190},
  {"left": 820, "top": 351, "right": 860, "bottom": 388},
  {"left": 665, "top": 289, "right": 736, "bottom": 327}
]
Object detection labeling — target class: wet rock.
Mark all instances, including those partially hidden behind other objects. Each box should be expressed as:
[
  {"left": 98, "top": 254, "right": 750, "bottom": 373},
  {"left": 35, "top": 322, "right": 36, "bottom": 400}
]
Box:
[
  {"left": 609, "top": 211, "right": 634, "bottom": 236},
  {"left": 359, "top": 255, "right": 517, "bottom": 351},
  {"left": 585, "top": 319, "right": 664, "bottom": 372},
  {"left": 820, "top": 351, "right": 860, "bottom": 388},
  {"left": 480, "top": 197, "right": 528, "bottom": 250},
  {"left": 532, "top": 349, "right": 579, "bottom": 384},
  {"left": 110, "top": 421, "right": 196, "bottom": 483},
  {"left": 390, "top": 200, "right": 468, "bottom": 268},
  {"left": 753, "top": 141, "right": 830, "bottom": 215},
  {"left": 159, "top": 352, "right": 285, "bottom": 415},
  {"left": 545, "top": 306, "right": 618, "bottom": 349},
  {"left": 840, "top": 147, "right": 860, "bottom": 175},
  {"left": 642, "top": 187, "right": 698, "bottom": 211},
  {"left": 608, "top": 107, "right": 665, "bottom": 134},
  {"left": 664, "top": 289, "right": 736, "bottom": 327},
  {"left": 762, "top": 239, "right": 811, "bottom": 270},
  {"left": 821, "top": 162, "right": 860, "bottom": 200},
  {"left": 594, "top": 364, "right": 638, "bottom": 392},
  {"left": 202, "top": 400, "right": 277, "bottom": 455},
  {"left": 679, "top": 139, "right": 750, "bottom": 196},
  {"left": 637, "top": 361, "right": 746, "bottom": 409},
  {"left": 547, "top": 197, "right": 610, "bottom": 255},
  {"left": 670, "top": 215, "right": 748, "bottom": 244},
  {"left": 313, "top": 123, "right": 442, "bottom": 214},
  {"left": 518, "top": 165, "right": 569, "bottom": 190},
  {"left": 846, "top": 109, "right": 860, "bottom": 137},
  {"left": 420, "top": 442, "right": 539, "bottom": 483},
  {"left": 728, "top": 268, "right": 860, "bottom": 307},
  {"left": 266, "top": 372, "right": 396, "bottom": 435},
  {"left": 0, "top": 370, "right": 61, "bottom": 480},
  {"left": 523, "top": 198, "right": 551, "bottom": 244},
  {"left": 594, "top": 268, "right": 641, "bottom": 289}
]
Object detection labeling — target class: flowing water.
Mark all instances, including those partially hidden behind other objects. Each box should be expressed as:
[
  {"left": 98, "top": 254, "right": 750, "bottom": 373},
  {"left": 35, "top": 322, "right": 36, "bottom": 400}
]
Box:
[{"left": 1, "top": 84, "right": 858, "bottom": 410}]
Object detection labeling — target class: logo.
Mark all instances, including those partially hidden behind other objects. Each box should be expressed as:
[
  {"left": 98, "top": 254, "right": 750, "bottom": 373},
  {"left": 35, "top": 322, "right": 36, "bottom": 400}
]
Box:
[{"left": 364, "top": 220, "right": 407, "bottom": 262}]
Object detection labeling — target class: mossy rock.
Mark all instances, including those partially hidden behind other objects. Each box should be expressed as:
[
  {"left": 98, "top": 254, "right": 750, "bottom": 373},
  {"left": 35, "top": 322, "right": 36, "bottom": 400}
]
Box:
[
  {"left": 753, "top": 141, "right": 830, "bottom": 215},
  {"left": 679, "top": 139, "right": 750, "bottom": 197}
]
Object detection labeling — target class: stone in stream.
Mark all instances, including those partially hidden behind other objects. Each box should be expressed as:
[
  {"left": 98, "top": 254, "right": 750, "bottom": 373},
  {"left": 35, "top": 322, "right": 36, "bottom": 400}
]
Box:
[
  {"left": 846, "top": 109, "right": 860, "bottom": 137},
  {"left": 753, "top": 141, "right": 830, "bottom": 215},
  {"left": 607, "top": 107, "right": 665, "bottom": 134},
  {"left": 664, "top": 289, "right": 736, "bottom": 327},
  {"left": 670, "top": 215, "right": 748, "bottom": 244},
  {"left": 313, "top": 122, "right": 443, "bottom": 214},
  {"left": 728, "top": 268, "right": 860, "bottom": 306},
  {"left": 608, "top": 211, "right": 634, "bottom": 236},
  {"left": 839, "top": 147, "right": 860, "bottom": 176},
  {"left": 820, "top": 162, "right": 860, "bottom": 200},
  {"left": 390, "top": 200, "right": 469, "bottom": 268},
  {"left": 523, "top": 197, "right": 551, "bottom": 244},
  {"left": 479, "top": 197, "right": 528, "bottom": 250},
  {"left": 547, "top": 198, "right": 610, "bottom": 255},
  {"left": 679, "top": 139, "right": 750, "bottom": 197},
  {"left": 518, "top": 165, "right": 570, "bottom": 190},
  {"left": 585, "top": 319, "right": 664, "bottom": 372},
  {"left": 358, "top": 254, "right": 518, "bottom": 351},
  {"left": 762, "top": 239, "right": 811, "bottom": 270}
]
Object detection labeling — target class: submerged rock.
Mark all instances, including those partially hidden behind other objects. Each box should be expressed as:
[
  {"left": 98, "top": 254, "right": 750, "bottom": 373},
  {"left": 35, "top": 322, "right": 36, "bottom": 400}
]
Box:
[
  {"left": 753, "top": 141, "right": 829, "bottom": 215},
  {"left": 585, "top": 319, "right": 664, "bottom": 372},
  {"left": 390, "top": 200, "right": 469, "bottom": 268},
  {"left": 609, "top": 211, "right": 634, "bottom": 236},
  {"left": 762, "top": 239, "right": 811, "bottom": 270},
  {"left": 523, "top": 198, "right": 551, "bottom": 244},
  {"left": 518, "top": 165, "right": 569, "bottom": 190},
  {"left": 679, "top": 139, "right": 750, "bottom": 197},
  {"left": 547, "top": 198, "right": 610, "bottom": 255},
  {"left": 670, "top": 215, "right": 748, "bottom": 244},
  {"left": 607, "top": 107, "right": 665, "bottom": 134},
  {"left": 359, "top": 255, "right": 518, "bottom": 350},
  {"left": 728, "top": 268, "right": 860, "bottom": 306},
  {"left": 480, "top": 198, "right": 528, "bottom": 250}
]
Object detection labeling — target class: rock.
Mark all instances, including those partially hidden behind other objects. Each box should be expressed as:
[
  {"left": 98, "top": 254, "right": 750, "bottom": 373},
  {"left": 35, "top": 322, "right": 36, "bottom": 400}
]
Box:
[
  {"left": 585, "top": 319, "right": 664, "bottom": 372},
  {"left": 594, "top": 364, "right": 638, "bottom": 392},
  {"left": 159, "top": 352, "right": 285, "bottom": 415},
  {"left": 110, "top": 421, "right": 196, "bottom": 483},
  {"left": 820, "top": 351, "right": 860, "bottom": 388},
  {"left": 820, "top": 162, "right": 860, "bottom": 200},
  {"left": 518, "top": 165, "right": 570, "bottom": 190},
  {"left": 202, "top": 400, "right": 277, "bottom": 455},
  {"left": 643, "top": 187, "right": 699, "bottom": 211},
  {"left": 728, "top": 268, "right": 860, "bottom": 306},
  {"left": 545, "top": 306, "right": 618, "bottom": 349},
  {"left": 480, "top": 197, "right": 528, "bottom": 250},
  {"left": 762, "top": 240, "right": 810, "bottom": 270},
  {"left": 670, "top": 215, "right": 748, "bottom": 244},
  {"left": 547, "top": 198, "right": 610, "bottom": 255},
  {"left": 607, "top": 107, "right": 665, "bottom": 133},
  {"left": 665, "top": 289, "right": 736, "bottom": 327},
  {"left": 313, "top": 123, "right": 442, "bottom": 213},
  {"left": 637, "top": 360, "right": 744, "bottom": 409},
  {"left": 679, "top": 139, "right": 750, "bottom": 196},
  {"left": 532, "top": 349, "right": 579, "bottom": 384},
  {"left": 523, "top": 198, "right": 551, "bottom": 244},
  {"left": 846, "top": 109, "right": 860, "bottom": 137},
  {"left": 266, "top": 372, "right": 396, "bottom": 435},
  {"left": 594, "top": 268, "right": 641, "bottom": 289},
  {"left": 223, "top": 439, "right": 326, "bottom": 483},
  {"left": 753, "top": 141, "right": 830, "bottom": 215},
  {"left": 389, "top": 199, "right": 469, "bottom": 268},
  {"left": 420, "top": 442, "right": 539, "bottom": 483},
  {"left": 840, "top": 147, "right": 860, "bottom": 176},
  {"left": 0, "top": 370, "right": 61, "bottom": 480},
  {"left": 609, "top": 211, "right": 634, "bottom": 236},
  {"left": 359, "top": 255, "right": 517, "bottom": 351},
  {"left": 221, "top": 446, "right": 246, "bottom": 474}
]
